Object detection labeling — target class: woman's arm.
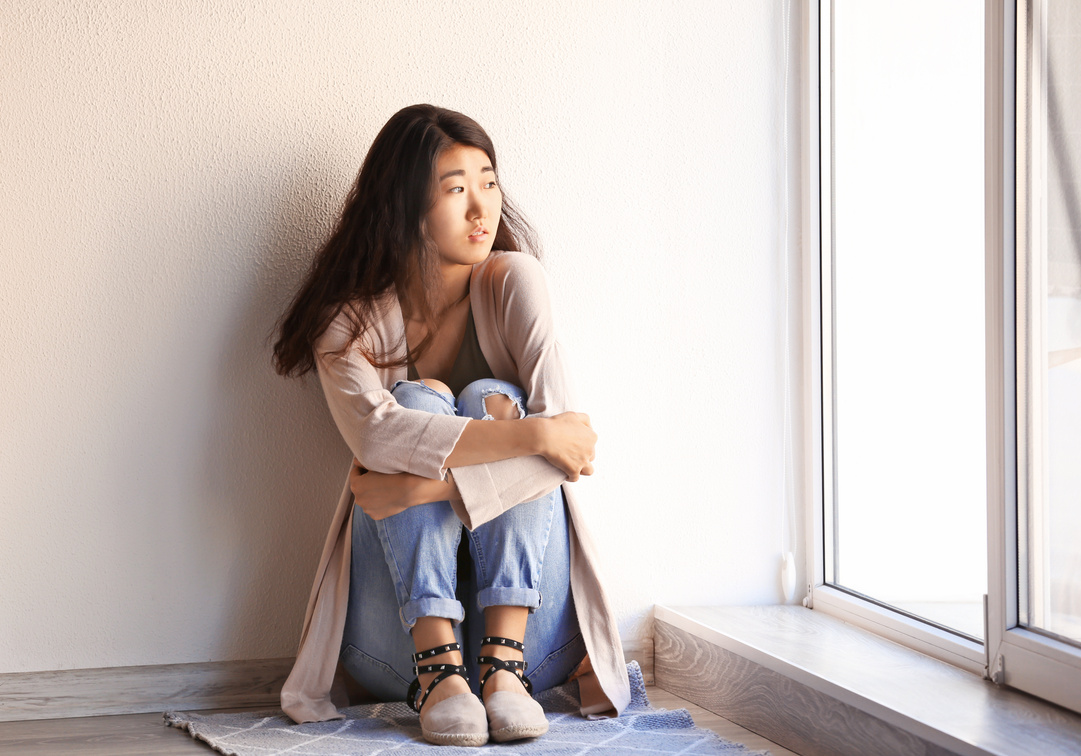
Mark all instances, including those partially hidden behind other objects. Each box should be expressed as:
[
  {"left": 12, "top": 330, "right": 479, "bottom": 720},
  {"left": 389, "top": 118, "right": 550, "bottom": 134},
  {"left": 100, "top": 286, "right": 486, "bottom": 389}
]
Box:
[
  {"left": 349, "top": 462, "right": 458, "bottom": 520},
  {"left": 350, "top": 408, "right": 596, "bottom": 520},
  {"left": 446, "top": 253, "right": 591, "bottom": 528},
  {"left": 445, "top": 412, "right": 595, "bottom": 479}
]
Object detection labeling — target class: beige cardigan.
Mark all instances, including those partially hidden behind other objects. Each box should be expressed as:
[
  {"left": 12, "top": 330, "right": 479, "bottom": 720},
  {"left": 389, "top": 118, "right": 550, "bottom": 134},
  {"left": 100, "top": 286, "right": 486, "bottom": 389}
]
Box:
[{"left": 280, "top": 251, "right": 631, "bottom": 724}]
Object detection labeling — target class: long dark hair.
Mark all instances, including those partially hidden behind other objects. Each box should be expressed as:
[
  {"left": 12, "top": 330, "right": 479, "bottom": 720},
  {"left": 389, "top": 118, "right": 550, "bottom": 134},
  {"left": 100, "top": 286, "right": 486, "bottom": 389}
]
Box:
[{"left": 272, "top": 104, "right": 537, "bottom": 377}]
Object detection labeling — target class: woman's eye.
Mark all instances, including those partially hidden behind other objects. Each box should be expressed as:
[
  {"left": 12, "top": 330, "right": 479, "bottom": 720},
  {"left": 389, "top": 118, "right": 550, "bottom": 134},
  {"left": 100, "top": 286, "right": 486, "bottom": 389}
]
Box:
[
  {"left": 485, "top": 181, "right": 498, "bottom": 189},
  {"left": 449, "top": 186, "right": 464, "bottom": 193}
]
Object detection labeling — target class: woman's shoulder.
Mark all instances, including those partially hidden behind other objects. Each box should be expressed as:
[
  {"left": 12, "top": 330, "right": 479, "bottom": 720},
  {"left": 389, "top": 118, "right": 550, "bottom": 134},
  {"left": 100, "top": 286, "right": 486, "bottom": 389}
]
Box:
[
  {"left": 474, "top": 250, "right": 547, "bottom": 291},
  {"left": 472, "top": 251, "right": 556, "bottom": 347}
]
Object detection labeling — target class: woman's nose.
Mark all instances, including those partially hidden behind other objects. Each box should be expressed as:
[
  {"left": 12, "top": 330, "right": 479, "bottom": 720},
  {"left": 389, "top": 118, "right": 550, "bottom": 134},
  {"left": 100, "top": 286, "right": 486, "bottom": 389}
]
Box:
[{"left": 468, "top": 195, "right": 487, "bottom": 220}]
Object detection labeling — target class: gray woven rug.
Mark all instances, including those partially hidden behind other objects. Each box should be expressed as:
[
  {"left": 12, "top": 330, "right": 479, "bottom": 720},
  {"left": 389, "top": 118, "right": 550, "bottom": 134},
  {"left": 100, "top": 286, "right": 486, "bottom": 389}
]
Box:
[{"left": 165, "top": 662, "right": 768, "bottom": 755}]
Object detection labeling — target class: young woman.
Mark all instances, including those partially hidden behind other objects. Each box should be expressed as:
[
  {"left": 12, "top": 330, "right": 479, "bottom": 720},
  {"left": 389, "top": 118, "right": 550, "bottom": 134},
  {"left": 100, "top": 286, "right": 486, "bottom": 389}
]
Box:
[{"left": 272, "top": 104, "right": 629, "bottom": 746}]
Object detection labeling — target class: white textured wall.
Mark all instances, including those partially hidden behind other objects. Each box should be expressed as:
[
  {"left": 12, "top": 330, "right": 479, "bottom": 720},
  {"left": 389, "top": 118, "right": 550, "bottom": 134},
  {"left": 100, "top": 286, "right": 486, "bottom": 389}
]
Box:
[{"left": 1, "top": 0, "right": 800, "bottom": 673}]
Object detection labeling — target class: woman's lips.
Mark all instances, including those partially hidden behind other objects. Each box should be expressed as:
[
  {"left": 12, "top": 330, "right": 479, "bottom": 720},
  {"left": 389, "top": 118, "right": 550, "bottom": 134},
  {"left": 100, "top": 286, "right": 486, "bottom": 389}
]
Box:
[{"left": 469, "top": 227, "right": 488, "bottom": 241}]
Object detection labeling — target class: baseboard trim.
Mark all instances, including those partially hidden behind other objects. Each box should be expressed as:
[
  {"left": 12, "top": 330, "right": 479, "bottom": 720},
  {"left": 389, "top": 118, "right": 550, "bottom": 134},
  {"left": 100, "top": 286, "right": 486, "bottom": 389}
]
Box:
[
  {"left": 621, "top": 637, "right": 654, "bottom": 685},
  {"left": 0, "top": 658, "right": 293, "bottom": 722},
  {"left": 1, "top": 637, "right": 651, "bottom": 722}
]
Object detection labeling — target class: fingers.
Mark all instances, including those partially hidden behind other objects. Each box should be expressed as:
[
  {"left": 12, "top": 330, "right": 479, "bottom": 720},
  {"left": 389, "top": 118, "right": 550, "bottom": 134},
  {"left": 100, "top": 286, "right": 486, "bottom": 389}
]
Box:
[
  {"left": 560, "top": 459, "right": 595, "bottom": 483},
  {"left": 349, "top": 464, "right": 368, "bottom": 499},
  {"left": 564, "top": 464, "right": 594, "bottom": 482},
  {"left": 558, "top": 410, "right": 592, "bottom": 427}
]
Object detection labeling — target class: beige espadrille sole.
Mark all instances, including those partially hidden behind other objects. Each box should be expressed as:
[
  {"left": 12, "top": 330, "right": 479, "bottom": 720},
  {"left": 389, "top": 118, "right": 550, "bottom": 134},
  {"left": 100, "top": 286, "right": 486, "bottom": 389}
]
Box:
[
  {"left": 484, "top": 691, "right": 550, "bottom": 742},
  {"left": 489, "top": 721, "right": 550, "bottom": 743},
  {"left": 420, "top": 728, "right": 490, "bottom": 747},
  {"left": 419, "top": 692, "right": 489, "bottom": 747}
]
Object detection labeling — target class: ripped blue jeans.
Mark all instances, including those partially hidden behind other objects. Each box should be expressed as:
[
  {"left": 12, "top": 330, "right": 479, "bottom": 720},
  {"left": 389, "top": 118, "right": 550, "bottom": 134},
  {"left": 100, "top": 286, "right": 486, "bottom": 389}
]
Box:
[{"left": 340, "top": 378, "right": 584, "bottom": 700}]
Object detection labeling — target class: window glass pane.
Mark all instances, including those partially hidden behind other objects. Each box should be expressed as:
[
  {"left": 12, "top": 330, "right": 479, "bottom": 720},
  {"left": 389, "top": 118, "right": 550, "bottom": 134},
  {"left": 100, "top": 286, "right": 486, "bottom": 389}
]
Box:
[
  {"left": 831, "top": 0, "right": 986, "bottom": 638},
  {"left": 1027, "top": 0, "right": 1081, "bottom": 644}
]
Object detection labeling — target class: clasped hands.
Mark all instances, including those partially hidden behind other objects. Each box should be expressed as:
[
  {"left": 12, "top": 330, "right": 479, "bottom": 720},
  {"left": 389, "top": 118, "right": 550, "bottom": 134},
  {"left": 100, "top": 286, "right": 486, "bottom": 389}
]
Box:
[{"left": 350, "top": 410, "right": 596, "bottom": 521}]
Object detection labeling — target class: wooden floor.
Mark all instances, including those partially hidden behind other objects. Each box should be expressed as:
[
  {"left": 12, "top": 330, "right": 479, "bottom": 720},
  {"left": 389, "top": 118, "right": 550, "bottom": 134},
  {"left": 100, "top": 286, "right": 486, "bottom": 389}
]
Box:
[
  {"left": 647, "top": 686, "right": 799, "bottom": 755},
  {"left": 0, "top": 686, "right": 799, "bottom": 755}
]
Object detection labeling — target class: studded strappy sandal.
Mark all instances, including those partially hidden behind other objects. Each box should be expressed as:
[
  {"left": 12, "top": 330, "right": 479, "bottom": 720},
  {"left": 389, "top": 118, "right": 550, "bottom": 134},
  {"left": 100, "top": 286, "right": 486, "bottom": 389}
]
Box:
[
  {"left": 477, "top": 636, "right": 549, "bottom": 742},
  {"left": 407, "top": 642, "right": 488, "bottom": 747}
]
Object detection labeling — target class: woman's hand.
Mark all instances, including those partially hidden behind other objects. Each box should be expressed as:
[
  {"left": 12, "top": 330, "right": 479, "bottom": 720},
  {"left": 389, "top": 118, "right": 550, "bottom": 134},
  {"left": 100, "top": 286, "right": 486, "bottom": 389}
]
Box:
[
  {"left": 349, "top": 458, "right": 457, "bottom": 520},
  {"left": 349, "top": 461, "right": 413, "bottom": 520},
  {"left": 537, "top": 412, "right": 597, "bottom": 482}
]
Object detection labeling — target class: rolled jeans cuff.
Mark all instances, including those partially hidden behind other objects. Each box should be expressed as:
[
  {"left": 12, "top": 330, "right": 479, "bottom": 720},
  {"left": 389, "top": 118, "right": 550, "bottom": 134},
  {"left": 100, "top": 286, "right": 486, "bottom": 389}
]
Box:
[
  {"left": 477, "top": 587, "right": 542, "bottom": 612},
  {"left": 401, "top": 598, "right": 465, "bottom": 632}
]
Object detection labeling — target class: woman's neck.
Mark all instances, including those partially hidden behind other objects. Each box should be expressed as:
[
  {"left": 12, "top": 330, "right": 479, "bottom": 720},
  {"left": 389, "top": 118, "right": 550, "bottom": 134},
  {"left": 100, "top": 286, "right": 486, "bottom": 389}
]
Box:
[
  {"left": 400, "top": 262, "right": 472, "bottom": 322},
  {"left": 439, "top": 262, "right": 472, "bottom": 307}
]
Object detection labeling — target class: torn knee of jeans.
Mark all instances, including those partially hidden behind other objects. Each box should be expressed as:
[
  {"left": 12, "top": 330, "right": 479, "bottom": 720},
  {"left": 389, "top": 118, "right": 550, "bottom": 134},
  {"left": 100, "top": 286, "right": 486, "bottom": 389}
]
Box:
[
  {"left": 415, "top": 378, "right": 453, "bottom": 395},
  {"left": 393, "top": 379, "right": 451, "bottom": 399},
  {"left": 479, "top": 388, "right": 527, "bottom": 421}
]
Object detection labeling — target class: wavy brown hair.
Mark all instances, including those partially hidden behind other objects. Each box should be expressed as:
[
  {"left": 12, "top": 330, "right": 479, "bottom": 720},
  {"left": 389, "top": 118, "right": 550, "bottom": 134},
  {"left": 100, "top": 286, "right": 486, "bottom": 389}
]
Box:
[{"left": 273, "top": 104, "right": 537, "bottom": 377}]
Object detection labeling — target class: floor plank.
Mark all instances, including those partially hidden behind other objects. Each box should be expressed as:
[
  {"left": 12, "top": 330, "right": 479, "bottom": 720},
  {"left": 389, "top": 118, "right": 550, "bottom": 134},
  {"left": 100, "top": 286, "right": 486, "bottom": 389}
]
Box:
[
  {"left": 0, "top": 687, "right": 800, "bottom": 755},
  {"left": 0, "top": 711, "right": 210, "bottom": 755},
  {"left": 648, "top": 686, "right": 800, "bottom": 756},
  {"left": 0, "top": 659, "right": 292, "bottom": 723}
]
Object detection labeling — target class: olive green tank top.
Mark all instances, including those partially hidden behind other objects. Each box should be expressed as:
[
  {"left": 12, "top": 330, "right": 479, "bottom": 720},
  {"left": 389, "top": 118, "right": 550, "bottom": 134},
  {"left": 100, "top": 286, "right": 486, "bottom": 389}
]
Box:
[{"left": 406, "top": 306, "right": 495, "bottom": 396}]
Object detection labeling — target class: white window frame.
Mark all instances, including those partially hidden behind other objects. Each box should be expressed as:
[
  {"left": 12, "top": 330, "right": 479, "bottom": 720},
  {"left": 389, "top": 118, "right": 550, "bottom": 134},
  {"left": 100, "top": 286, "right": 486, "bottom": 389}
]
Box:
[
  {"left": 804, "top": 0, "right": 1081, "bottom": 711},
  {"left": 986, "top": 0, "right": 1081, "bottom": 713}
]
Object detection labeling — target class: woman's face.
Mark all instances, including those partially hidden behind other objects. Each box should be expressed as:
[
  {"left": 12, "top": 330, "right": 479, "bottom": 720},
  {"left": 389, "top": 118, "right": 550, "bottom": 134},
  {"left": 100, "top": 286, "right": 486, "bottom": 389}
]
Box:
[{"left": 426, "top": 144, "right": 502, "bottom": 267}]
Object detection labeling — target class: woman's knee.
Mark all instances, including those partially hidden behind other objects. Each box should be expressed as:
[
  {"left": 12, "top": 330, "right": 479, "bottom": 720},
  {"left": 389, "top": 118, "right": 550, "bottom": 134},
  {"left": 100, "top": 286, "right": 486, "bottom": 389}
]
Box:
[
  {"left": 390, "top": 378, "right": 456, "bottom": 414},
  {"left": 414, "top": 377, "right": 452, "bottom": 395},
  {"left": 457, "top": 378, "right": 527, "bottom": 421}
]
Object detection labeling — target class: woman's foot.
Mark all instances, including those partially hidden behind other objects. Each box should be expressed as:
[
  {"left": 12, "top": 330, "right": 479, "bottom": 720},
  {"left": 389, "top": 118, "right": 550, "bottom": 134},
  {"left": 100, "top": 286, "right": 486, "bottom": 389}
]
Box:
[
  {"left": 478, "top": 637, "right": 549, "bottom": 742},
  {"left": 420, "top": 694, "right": 488, "bottom": 747},
  {"left": 478, "top": 640, "right": 532, "bottom": 701},
  {"left": 416, "top": 648, "right": 472, "bottom": 709},
  {"left": 409, "top": 643, "right": 488, "bottom": 747}
]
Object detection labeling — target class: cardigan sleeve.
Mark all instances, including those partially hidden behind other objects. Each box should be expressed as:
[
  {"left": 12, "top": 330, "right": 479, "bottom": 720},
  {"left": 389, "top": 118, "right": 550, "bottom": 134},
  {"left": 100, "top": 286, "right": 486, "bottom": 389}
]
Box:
[
  {"left": 314, "top": 314, "right": 471, "bottom": 481},
  {"left": 449, "top": 253, "right": 575, "bottom": 528},
  {"left": 479, "top": 252, "right": 574, "bottom": 417}
]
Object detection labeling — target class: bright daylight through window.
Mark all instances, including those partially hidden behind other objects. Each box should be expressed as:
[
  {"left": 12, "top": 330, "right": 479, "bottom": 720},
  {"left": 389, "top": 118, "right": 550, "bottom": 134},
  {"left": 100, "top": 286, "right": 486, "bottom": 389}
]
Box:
[{"left": 827, "top": 0, "right": 987, "bottom": 640}]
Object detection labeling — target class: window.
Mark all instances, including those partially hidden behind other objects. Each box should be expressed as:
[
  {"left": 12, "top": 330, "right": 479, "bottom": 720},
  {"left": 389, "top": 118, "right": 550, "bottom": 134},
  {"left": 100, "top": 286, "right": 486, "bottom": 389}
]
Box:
[
  {"left": 986, "top": 0, "right": 1081, "bottom": 712},
  {"left": 807, "top": 0, "right": 1081, "bottom": 712}
]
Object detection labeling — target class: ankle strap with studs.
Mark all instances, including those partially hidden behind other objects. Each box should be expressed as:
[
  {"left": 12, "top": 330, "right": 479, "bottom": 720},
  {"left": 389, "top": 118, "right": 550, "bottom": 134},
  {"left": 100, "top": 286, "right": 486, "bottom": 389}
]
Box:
[
  {"left": 477, "top": 636, "right": 532, "bottom": 694},
  {"left": 412, "top": 642, "right": 461, "bottom": 664},
  {"left": 406, "top": 642, "right": 469, "bottom": 713},
  {"left": 480, "top": 636, "right": 525, "bottom": 652}
]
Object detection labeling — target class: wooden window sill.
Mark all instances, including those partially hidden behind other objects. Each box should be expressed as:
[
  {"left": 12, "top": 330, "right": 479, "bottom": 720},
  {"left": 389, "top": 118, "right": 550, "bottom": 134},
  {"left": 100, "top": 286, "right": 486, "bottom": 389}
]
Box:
[{"left": 654, "top": 604, "right": 1081, "bottom": 756}]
